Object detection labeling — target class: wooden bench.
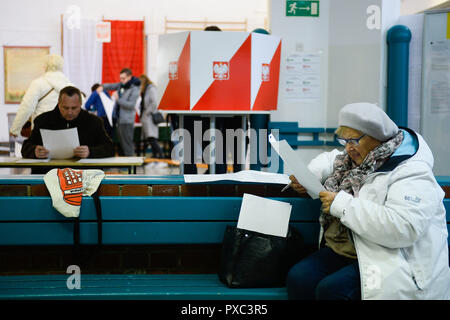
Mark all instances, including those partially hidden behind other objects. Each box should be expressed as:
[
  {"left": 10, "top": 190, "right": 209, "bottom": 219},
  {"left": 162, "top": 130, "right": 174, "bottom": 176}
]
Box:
[{"left": 0, "top": 175, "right": 448, "bottom": 300}]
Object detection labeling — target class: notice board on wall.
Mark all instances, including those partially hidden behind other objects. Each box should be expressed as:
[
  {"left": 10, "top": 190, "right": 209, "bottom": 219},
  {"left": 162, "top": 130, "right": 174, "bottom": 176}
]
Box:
[{"left": 420, "top": 10, "right": 450, "bottom": 175}]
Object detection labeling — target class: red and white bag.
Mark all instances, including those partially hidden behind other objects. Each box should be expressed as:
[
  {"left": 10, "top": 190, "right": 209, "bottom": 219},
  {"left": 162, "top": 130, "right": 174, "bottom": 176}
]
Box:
[{"left": 44, "top": 168, "right": 105, "bottom": 218}]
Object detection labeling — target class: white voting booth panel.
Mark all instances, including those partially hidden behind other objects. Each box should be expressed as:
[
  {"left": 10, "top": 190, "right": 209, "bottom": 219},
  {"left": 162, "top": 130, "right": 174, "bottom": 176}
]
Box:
[{"left": 157, "top": 31, "right": 281, "bottom": 112}]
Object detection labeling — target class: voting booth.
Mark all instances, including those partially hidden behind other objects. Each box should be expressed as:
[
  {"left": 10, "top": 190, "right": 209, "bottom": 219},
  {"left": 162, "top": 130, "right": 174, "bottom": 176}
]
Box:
[{"left": 157, "top": 31, "right": 281, "bottom": 112}]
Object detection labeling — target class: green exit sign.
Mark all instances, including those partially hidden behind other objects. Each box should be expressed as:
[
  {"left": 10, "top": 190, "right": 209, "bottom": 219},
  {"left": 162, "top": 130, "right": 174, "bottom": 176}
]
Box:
[{"left": 286, "top": 1, "right": 319, "bottom": 17}]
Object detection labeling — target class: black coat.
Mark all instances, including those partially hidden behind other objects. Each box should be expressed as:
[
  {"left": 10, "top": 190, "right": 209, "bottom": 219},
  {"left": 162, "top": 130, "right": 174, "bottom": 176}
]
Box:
[{"left": 22, "top": 105, "right": 114, "bottom": 159}]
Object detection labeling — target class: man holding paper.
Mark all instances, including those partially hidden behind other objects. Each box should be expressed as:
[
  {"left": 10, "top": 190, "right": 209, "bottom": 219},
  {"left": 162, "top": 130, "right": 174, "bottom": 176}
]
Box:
[{"left": 22, "top": 86, "right": 114, "bottom": 162}]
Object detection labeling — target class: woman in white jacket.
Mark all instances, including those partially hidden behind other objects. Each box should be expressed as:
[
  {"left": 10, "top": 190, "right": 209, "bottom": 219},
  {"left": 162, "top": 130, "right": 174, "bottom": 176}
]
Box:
[
  {"left": 10, "top": 54, "right": 75, "bottom": 137},
  {"left": 287, "top": 102, "right": 450, "bottom": 300}
]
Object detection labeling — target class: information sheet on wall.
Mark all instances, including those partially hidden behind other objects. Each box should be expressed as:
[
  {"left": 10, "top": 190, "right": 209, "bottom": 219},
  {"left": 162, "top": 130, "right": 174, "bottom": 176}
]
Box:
[
  {"left": 429, "top": 40, "right": 449, "bottom": 113},
  {"left": 421, "top": 11, "right": 450, "bottom": 176},
  {"left": 283, "top": 52, "right": 321, "bottom": 101}
]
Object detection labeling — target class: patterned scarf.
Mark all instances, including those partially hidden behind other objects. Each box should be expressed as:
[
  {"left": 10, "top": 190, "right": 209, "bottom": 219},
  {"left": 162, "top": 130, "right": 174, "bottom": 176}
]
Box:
[{"left": 319, "top": 130, "right": 404, "bottom": 230}]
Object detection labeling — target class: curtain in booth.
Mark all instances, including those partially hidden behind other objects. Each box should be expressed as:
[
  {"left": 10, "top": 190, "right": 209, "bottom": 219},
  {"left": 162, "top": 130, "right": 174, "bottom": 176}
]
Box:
[
  {"left": 63, "top": 18, "right": 103, "bottom": 98},
  {"left": 102, "top": 20, "right": 144, "bottom": 84}
]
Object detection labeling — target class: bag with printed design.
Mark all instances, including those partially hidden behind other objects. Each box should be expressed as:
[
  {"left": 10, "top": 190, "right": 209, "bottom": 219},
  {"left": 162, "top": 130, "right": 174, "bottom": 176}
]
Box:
[
  {"left": 44, "top": 168, "right": 105, "bottom": 247},
  {"left": 44, "top": 168, "right": 104, "bottom": 218}
]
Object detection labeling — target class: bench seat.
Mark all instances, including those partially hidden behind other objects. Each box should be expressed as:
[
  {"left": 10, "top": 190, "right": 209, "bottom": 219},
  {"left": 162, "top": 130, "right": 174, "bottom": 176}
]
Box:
[
  {"left": 0, "top": 175, "right": 448, "bottom": 300},
  {"left": 0, "top": 274, "right": 287, "bottom": 300}
]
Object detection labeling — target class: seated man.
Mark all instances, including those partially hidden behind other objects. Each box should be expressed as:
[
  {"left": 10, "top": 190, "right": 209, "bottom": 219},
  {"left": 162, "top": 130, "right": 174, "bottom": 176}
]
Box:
[{"left": 22, "top": 86, "right": 114, "bottom": 169}]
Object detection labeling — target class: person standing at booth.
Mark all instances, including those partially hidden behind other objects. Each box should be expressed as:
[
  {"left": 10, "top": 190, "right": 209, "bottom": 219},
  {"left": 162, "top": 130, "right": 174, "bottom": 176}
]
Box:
[
  {"left": 103, "top": 68, "right": 141, "bottom": 156},
  {"left": 182, "top": 25, "right": 243, "bottom": 174},
  {"left": 139, "top": 74, "right": 164, "bottom": 159}
]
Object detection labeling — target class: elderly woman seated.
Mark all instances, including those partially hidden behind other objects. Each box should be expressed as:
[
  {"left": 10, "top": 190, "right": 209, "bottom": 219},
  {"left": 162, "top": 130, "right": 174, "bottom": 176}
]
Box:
[{"left": 286, "top": 102, "right": 450, "bottom": 300}]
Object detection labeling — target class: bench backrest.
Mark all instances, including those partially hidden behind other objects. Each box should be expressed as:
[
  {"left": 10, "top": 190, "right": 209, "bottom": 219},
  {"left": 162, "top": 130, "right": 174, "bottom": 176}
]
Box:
[{"left": 0, "top": 175, "right": 449, "bottom": 246}]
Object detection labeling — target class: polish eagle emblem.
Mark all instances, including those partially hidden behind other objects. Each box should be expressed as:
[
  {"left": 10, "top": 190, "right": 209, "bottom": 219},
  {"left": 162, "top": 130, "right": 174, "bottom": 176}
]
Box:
[
  {"left": 262, "top": 63, "right": 270, "bottom": 82},
  {"left": 169, "top": 62, "right": 178, "bottom": 80},
  {"left": 213, "top": 61, "right": 229, "bottom": 80}
]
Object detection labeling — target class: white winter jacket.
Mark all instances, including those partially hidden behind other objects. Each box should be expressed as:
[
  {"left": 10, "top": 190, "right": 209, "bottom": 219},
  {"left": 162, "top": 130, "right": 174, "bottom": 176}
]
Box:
[
  {"left": 10, "top": 71, "right": 74, "bottom": 136},
  {"left": 308, "top": 129, "right": 450, "bottom": 300}
]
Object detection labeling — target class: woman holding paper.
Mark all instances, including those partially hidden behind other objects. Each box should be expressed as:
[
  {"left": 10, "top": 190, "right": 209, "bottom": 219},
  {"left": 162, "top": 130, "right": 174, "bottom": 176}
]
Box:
[{"left": 286, "top": 102, "right": 449, "bottom": 300}]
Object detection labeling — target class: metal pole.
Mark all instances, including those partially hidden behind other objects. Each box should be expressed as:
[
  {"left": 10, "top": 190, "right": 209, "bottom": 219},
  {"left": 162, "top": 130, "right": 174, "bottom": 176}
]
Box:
[
  {"left": 179, "top": 114, "right": 184, "bottom": 175},
  {"left": 241, "top": 115, "right": 247, "bottom": 171},
  {"left": 210, "top": 115, "right": 216, "bottom": 174}
]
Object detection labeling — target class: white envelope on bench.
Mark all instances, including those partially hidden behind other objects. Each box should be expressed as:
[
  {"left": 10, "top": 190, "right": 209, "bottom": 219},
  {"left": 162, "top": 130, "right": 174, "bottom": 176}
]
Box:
[{"left": 237, "top": 193, "right": 292, "bottom": 238}]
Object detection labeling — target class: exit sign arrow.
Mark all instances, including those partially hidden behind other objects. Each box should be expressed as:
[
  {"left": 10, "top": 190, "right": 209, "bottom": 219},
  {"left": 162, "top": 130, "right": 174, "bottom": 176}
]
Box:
[{"left": 286, "top": 1, "right": 319, "bottom": 17}]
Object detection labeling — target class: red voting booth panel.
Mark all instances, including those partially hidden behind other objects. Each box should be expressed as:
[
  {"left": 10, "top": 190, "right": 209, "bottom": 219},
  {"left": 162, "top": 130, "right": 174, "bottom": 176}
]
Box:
[
  {"left": 158, "top": 34, "right": 191, "bottom": 111},
  {"left": 157, "top": 31, "right": 281, "bottom": 113}
]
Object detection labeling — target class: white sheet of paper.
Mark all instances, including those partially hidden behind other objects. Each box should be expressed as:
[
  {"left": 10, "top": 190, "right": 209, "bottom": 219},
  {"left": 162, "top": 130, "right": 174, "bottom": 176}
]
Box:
[
  {"left": 237, "top": 193, "right": 292, "bottom": 238},
  {"left": 0, "top": 156, "right": 18, "bottom": 163},
  {"left": 14, "top": 142, "right": 22, "bottom": 158},
  {"left": 269, "top": 134, "right": 324, "bottom": 199},
  {"left": 77, "top": 156, "right": 144, "bottom": 164},
  {"left": 184, "top": 169, "right": 290, "bottom": 184},
  {"left": 40, "top": 128, "right": 80, "bottom": 159},
  {"left": 99, "top": 91, "right": 115, "bottom": 126},
  {"left": 16, "top": 158, "right": 50, "bottom": 163}
]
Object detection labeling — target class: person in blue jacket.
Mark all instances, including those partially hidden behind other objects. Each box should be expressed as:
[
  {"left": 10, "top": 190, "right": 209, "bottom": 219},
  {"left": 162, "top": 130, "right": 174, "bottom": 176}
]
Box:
[{"left": 84, "top": 83, "right": 113, "bottom": 138}]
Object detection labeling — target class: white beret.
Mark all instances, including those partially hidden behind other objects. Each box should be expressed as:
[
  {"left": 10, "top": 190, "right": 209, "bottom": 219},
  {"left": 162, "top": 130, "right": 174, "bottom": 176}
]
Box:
[{"left": 338, "top": 102, "right": 399, "bottom": 141}]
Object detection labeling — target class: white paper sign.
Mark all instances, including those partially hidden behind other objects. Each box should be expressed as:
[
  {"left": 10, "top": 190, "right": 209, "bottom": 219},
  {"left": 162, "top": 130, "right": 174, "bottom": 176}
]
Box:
[
  {"left": 284, "top": 53, "right": 321, "bottom": 100},
  {"left": 40, "top": 128, "right": 80, "bottom": 159},
  {"left": 269, "top": 134, "right": 324, "bottom": 199},
  {"left": 96, "top": 21, "right": 111, "bottom": 43},
  {"left": 237, "top": 193, "right": 292, "bottom": 238}
]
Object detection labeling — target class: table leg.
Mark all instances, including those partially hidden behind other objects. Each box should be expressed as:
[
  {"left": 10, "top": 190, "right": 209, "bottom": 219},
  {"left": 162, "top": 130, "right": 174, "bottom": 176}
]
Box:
[
  {"left": 210, "top": 115, "right": 216, "bottom": 174},
  {"left": 179, "top": 115, "right": 184, "bottom": 175},
  {"left": 241, "top": 115, "right": 247, "bottom": 171}
]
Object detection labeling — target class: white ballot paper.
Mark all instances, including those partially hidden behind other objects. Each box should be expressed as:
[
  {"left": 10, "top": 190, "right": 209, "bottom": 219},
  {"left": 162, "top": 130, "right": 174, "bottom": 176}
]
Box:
[
  {"left": 16, "top": 158, "right": 50, "bottom": 163},
  {"left": 237, "top": 193, "right": 292, "bottom": 238},
  {"left": 99, "top": 92, "right": 115, "bottom": 126},
  {"left": 184, "top": 170, "right": 290, "bottom": 184},
  {"left": 77, "top": 156, "right": 144, "bottom": 164},
  {"left": 269, "top": 134, "right": 324, "bottom": 199},
  {"left": 40, "top": 128, "right": 80, "bottom": 159},
  {"left": 14, "top": 142, "right": 22, "bottom": 158}
]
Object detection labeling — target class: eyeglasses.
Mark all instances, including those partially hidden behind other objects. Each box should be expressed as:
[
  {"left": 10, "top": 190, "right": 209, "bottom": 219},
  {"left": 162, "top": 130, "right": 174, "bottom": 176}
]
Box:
[{"left": 336, "top": 134, "right": 366, "bottom": 146}]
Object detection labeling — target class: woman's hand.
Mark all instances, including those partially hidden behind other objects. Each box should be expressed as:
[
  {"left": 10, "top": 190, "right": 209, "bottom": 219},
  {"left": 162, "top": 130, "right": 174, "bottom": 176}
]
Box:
[
  {"left": 289, "top": 175, "right": 306, "bottom": 194},
  {"left": 319, "top": 191, "right": 337, "bottom": 214}
]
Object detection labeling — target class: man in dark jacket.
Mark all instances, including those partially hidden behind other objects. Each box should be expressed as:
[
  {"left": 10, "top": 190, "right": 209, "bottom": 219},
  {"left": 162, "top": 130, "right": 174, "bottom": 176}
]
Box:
[{"left": 22, "top": 86, "right": 114, "bottom": 161}]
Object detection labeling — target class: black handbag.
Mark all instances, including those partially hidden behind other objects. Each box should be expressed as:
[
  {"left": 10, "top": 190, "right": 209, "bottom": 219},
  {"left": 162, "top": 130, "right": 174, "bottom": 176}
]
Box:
[
  {"left": 151, "top": 111, "right": 165, "bottom": 125},
  {"left": 218, "top": 225, "right": 305, "bottom": 288}
]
